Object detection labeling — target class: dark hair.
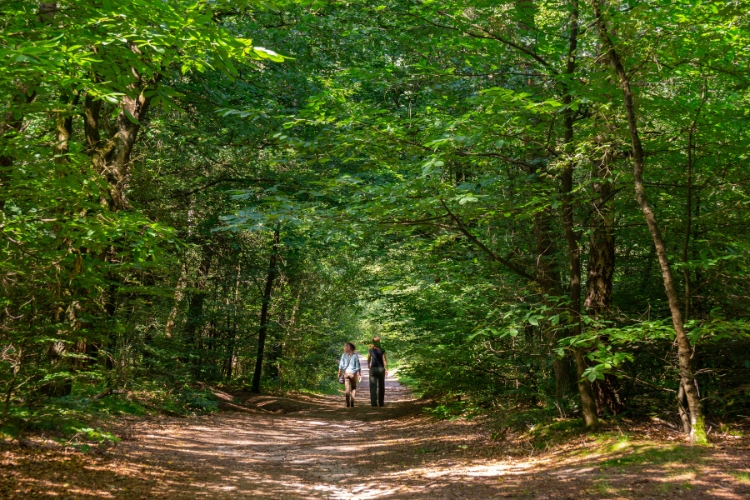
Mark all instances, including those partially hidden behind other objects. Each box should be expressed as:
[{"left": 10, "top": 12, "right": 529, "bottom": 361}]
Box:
[{"left": 345, "top": 342, "right": 356, "bottom": 352}]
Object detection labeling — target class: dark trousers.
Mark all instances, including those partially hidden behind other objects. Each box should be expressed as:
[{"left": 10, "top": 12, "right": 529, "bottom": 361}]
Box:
[{"left": 369, "top": 366, "right": 385, "bottom": 406}]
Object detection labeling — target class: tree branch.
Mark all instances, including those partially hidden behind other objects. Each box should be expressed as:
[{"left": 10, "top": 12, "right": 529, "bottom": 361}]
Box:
[{"left": 440, "top": 199, "right": 538, "bottom": 283}]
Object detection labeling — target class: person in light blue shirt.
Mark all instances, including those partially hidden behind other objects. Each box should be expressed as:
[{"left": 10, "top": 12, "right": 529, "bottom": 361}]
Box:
[{"left": 337, "top": 342, "right": 361, "bottom": 407}]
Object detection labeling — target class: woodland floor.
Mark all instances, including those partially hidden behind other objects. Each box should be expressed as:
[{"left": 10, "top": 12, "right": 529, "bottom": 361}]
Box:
[{"left": 2, "top": 360, "right": 750, "bottom": 499}]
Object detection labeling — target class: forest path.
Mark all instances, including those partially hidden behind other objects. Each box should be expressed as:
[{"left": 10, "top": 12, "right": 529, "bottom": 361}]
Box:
[
  {"left": 4, "top": 357, "right": 750, "bottom": 499},
  {"left": 105, "top": 356, "right": 509, "bottom": 499},
  {"left": 116, "top": 356, "right": 465, "bottom": 499}
]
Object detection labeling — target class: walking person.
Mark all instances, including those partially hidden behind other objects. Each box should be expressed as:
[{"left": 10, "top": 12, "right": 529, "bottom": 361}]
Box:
[
  {"left": 367, "top": 337, "right": 388, "bottom": 407},
  {"left": 338, "top": 342, "right": 361, "bottom": 407}
]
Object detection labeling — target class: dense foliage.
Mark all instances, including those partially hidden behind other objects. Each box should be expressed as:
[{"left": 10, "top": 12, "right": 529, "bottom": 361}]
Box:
[{"left": 1, "top": 0, "right": 749, "bottom": 442}]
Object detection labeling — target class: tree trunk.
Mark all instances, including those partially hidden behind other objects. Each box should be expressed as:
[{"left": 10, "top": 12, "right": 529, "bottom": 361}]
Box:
[
  {"left": 591, "top": 1, "right": 707, "bottom": 444},
  {"left": 106, "top": 91, "right": 152, "bottom": 210},
  {"left": 53, "top": 93, "right": 75, "bottom": 159},
  {"left": 165, "top": 261, "right": 189, "bottom": 338},
  {"left": 677, "top": 382, "right": 692, "bottom": 434},
  {"left": 584, "top": 153, "right": 616, "bottom": 316},
  {"left": 224, "top": 264, "right": 242, "bottom": 382},
  {"left": 184, "top": 247, "right": 213, "bottom": 377},
  {"left": 551, "top": 357, "right": 575, "bottom": 399},
  {"left": 251, "top": 227, "right": 280, "bottom": 393},
  {"left": 584, "top": 136, "right": 626, "bottom": 416},
  {"left": 560, "top": 0, "right": 598, "bottom": 430},
  {"left": 83, "top": 82, "right": 154, "bottom": 211},
  {"left": 534, "top": 212, "right": 579, "bottom": 402}
]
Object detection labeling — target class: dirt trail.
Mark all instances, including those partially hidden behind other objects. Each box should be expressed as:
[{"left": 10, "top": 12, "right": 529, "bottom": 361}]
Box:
[{"left": 3, "top": 358, "right": 750, "bottom": 499}]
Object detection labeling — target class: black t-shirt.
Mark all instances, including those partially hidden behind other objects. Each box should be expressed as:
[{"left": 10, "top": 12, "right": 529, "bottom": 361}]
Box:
[{"left": 369, "top": 347, "right": 385, "bottom": 368}]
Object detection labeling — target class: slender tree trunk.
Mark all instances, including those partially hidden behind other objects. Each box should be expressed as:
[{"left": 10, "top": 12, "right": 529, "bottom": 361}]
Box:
[
  {"left": 53, "top": 93, "right": 75, "bottom": 159},
  {"left": 2, "top": 346, "right": 23, "bottom": 420},
  {"left": 584, "top": 139, "right": 625, "bottom": 415},
  {"left": 560, "top": 0, "right": 598, "bottom": 430},
  {"left": 591, "top": 1, "right": 707, "bottom": 444},
  {"left": 534, "top": 213, "right": 578, "bottom": 401},
  {"left": 224, "top": 264, "right": 242, "bottom": 382},
  {"left": 101, "top": 244, "right": 120, "bottom": 371},
  {"left": 527, "top": 186, "right": 579, "bottom": 401},
  {"left": 184, "top": 247, "right": 213, "bottom": 377},
  {"left": 165, "top": 261, "right": 188, "bottom": 338},
  {"left": 251, "top": 227, "right": 280, "bottom": 393}
]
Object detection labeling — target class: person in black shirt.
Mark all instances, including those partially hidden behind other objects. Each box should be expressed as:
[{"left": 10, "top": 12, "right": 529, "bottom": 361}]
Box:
[{"left": 367, "top": 336, "right": 388, "bottom": 407}]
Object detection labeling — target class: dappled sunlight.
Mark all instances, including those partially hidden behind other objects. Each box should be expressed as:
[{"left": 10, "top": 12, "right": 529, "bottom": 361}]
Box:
[{"left": 3, "top": 369, "right": 749, "bottom": 499}]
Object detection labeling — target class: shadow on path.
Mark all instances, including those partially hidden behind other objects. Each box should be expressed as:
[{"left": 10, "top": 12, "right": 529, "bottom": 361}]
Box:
[{"left": 2, "top": 359, "right": 750, "bottom": 499}]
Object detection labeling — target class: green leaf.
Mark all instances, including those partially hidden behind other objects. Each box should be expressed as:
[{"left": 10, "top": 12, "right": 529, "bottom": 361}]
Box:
[
  {"left": 254, "top": 46, "right": 285, "bottom": 62},
  {"left": 122, "top": 109, "right": 140, "bottom": 125}
]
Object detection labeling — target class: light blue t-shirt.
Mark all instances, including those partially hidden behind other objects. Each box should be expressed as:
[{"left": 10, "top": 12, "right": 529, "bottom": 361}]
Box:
[{"left": 338, "top": 353, "right": 360, "bottom": 374}]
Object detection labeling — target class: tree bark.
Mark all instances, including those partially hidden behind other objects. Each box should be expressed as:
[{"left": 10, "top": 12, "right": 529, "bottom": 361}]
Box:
[
  {"left": 583, "top": 134, "right": 626, "bottom": 415},
  {"left": 531, "top": 209, "right": 579, "bottom": 402},
  {"left": 677, "top": 381, "right": 692, "bottom": 434},
  {"left": 591, "top": 1, "right": 707, "bottom": 444},
  {"left": 251, "top": 227, "right": 280, "bottom": 393},
  {"left": 560, "top": 0, "right": 598, "bottom": 430},
  {"left": 223, "top": 263, "right": 243, "bottom": 382},
  {"left": 84, "top": 90, "right": 153, "bottom": 210},
  {"left": 82, "top": 51, "right": 156, "bottom": 211},
  {"left": 584, "top": 148, "right": 616, "bottom": 316},
  {"left": 165, "top": 261, "right": 189, "bottom": 338},
  {"left": 53, "top": 93, "right": 75, "bottom": 159},
  {"left": 185, "top": 248, "right": 213, "bottom": 344}
]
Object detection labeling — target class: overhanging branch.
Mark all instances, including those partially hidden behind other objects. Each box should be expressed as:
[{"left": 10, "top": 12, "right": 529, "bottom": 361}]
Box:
[{"left": 440, "top": 199, "right": 538, "bottom": 284}]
